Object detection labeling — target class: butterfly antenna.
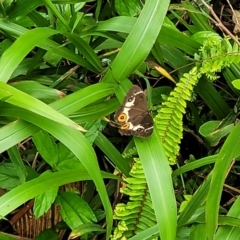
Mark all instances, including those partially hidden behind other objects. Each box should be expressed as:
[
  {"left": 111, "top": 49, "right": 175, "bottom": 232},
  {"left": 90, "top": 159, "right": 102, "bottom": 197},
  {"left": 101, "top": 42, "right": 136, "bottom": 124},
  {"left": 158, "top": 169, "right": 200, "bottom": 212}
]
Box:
[{"left": 103, "top": 117, "right": 121, "bottom": 127}]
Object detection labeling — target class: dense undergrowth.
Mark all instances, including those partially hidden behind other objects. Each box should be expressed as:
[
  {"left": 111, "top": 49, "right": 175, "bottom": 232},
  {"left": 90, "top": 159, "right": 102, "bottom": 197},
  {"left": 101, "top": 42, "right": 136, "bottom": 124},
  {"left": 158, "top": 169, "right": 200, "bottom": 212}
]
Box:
[{"left": 0, "top": 0, "right": 240, "bottom": 240}]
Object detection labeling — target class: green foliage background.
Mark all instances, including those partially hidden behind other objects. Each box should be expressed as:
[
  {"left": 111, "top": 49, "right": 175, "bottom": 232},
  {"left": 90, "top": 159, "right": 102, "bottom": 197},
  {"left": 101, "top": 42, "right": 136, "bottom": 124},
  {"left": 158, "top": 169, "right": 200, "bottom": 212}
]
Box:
[{"left": 0, "top": 0, "right": 240, "bottom": 240}]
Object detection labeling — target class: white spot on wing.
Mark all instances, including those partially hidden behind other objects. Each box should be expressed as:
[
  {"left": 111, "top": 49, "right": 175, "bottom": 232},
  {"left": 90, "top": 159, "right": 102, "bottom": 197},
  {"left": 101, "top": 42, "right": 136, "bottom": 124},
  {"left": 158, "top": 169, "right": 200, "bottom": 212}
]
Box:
[
  {"left": 125, "top": 99, "right": 135, "bottom": 107},
  {"left": 133, "top": 90, "right": 143, "bottom": 96},
  {"left": 132, "top": 125, "right": 153, "bottom": 131},
  {"left": 121, "top": 95, "right": 136, "bottom": 121},
  {"left": 132, "top": 124, "right": 144, "bottom": 131},
  {"left": 145, "top": 126, "right": 154, "bottom": 130},
  {"left": 128, "top": 122, "right": 134, "bottom": 130},
  {"left": 122, "top": 107, "right": 132, "bottom": 122}
]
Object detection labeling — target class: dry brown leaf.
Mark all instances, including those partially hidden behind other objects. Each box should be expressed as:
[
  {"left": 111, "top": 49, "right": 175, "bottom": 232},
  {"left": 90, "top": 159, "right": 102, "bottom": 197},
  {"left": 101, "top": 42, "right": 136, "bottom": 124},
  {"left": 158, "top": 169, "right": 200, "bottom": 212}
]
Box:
[{"left": 232, "top": 10, "right": 240, "bottom": 34}]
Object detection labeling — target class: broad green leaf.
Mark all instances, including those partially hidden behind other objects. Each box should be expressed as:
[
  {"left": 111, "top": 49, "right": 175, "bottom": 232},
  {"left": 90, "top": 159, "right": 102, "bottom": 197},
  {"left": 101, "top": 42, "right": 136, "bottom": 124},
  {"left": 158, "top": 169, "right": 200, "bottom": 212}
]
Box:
[
  {"left": 7, "top": 145, "right": 26, "bottom": 183},
  {"left": 56, "top": 143, "right": 84, "bottom": 171},
  {"left": 69, "top": 223, "right": 105, "bottom": 239},
  {"left": 0, "top": 163, "right": 21, "bottom": 190},
  {"left": 32, "top": 130, "right": 58, "bottom": 168},
  {"left": 56, "top": 191, "right": 97, "bottom": 230},
  {"left": 83, "top": 119, "right": 107, "bottom": 145},
  {"left": 34, "top": 185, "right": 58, "bottom": 218},
  {"left": 115, "top": 0, "right": 141, "bottom": 17},
  {"left": 35, "top": 228, "right": 58, "bottom": 240}
]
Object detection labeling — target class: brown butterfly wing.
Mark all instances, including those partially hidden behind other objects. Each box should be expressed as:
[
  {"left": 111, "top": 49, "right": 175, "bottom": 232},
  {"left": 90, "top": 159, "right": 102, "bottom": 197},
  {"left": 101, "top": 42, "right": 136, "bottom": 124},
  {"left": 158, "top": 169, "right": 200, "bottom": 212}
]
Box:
[
  {"left": 118, "top": 112, "right": 153, "bottom": 138},
  {"left": 133, "top": 113, "right": 153, "bottom": 138},
  {"left": 114, "top": 85, "right": 153, "bottom": 138},
  {"left": 114, "top": 85, "right": 145, "bottom": 124}
]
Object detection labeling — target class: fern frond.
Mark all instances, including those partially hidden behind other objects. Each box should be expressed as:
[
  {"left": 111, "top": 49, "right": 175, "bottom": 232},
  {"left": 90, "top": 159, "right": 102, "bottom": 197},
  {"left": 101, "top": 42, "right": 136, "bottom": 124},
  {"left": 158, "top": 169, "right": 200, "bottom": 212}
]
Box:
[
  {"left": 155, "top": 37, "right": 240, "bottom": 164},
  {"left": 111, "top": 158, "right": 157, "bottom": 239},
  {"left": 155, "top": 67, "right": 201, "bottom": 164},
  {"left": 122, "top": 147, "right": 137, "bottom": 159},
  {"left": 195, "top": 36, "right": 240, "bottom": 81}
]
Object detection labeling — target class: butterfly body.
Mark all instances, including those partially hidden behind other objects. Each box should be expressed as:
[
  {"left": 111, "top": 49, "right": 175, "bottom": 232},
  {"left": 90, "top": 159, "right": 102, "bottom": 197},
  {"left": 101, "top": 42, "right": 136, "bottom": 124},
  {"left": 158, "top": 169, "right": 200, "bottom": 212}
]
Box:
[{"left": 114, "top": 85, "right": 153, "bottom": 138}]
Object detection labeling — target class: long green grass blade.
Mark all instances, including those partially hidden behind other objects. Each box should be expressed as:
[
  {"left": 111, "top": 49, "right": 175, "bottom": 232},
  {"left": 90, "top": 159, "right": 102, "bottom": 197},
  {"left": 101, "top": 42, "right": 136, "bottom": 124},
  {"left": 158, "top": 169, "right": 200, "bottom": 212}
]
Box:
[
  {"left": 0, "top": 169, "right": 115, "bottom": 216},
  {"left": 135, "top": 130, "right": 177, "bottom": 240},
  {"left": 102, "top": 0, "right": 170, "bottom": 84},
  {"left": 206, "top": 123, "right": 240, "bottom": 239},
  {"left": 0, "top": 28, "right": 58, "bottom": 82}
]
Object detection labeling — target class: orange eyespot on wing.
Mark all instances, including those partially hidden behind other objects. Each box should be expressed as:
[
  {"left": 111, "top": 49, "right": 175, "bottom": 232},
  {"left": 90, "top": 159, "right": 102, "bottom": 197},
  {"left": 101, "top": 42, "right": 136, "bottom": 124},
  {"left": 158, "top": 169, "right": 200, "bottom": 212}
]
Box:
[
  {"left": 120, "top": 123, "right": 130, "bottom": 129},
  {"left": 117, "top": 113, "right": 127, "bottom": 122}
]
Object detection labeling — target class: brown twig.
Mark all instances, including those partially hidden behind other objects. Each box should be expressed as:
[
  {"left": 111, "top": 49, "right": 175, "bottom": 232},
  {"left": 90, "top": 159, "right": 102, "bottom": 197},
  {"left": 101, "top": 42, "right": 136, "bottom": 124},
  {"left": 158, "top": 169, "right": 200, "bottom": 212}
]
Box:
[
  {"left": 199, "top": 0, "right": 240, "bottom": 47},
  {"left": 9, "top": 200, "right": 34, "bottom": 225}
]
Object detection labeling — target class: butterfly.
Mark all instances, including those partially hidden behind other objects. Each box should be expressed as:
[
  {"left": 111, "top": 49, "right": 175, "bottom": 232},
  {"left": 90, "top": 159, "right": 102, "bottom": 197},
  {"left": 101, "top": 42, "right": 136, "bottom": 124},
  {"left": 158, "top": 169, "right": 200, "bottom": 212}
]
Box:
[{"left": 114, "top": 85, "right": 153, "bottom": 138}]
